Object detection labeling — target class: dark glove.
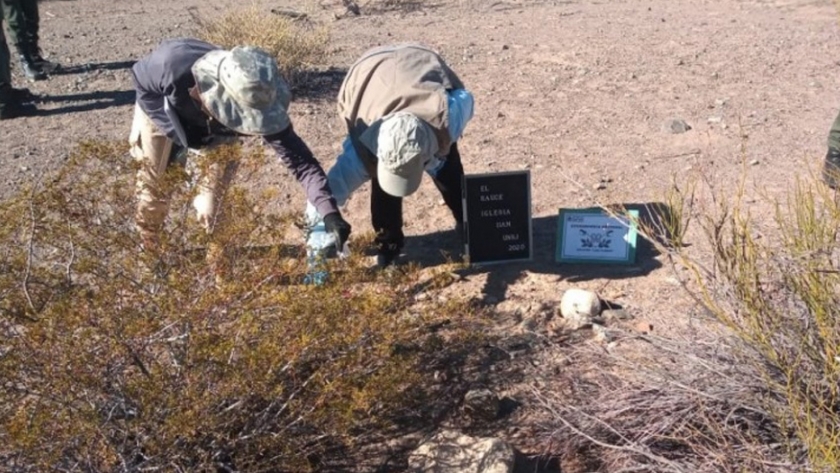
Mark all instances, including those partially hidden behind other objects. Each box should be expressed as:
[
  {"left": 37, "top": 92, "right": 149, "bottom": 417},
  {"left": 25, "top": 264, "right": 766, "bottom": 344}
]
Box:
[
  {"left": 323, "top": 212, "right": 352, "bottom": 250},
  {"left": 183, "top": 126, "right": 207, "bottom": 149}
]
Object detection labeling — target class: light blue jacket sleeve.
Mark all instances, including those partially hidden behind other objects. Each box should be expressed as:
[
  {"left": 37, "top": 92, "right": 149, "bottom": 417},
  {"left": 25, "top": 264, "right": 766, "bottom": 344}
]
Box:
[
  {"left": 427, "top": 89, "right": 475, "bottom": 177},
  {"left": 447, "top": 89, "right": 475, "bottom": 142}
]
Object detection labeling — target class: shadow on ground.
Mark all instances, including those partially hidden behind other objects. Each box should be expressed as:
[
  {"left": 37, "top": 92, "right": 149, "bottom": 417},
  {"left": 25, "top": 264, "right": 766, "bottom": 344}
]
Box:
[
  {"left": 50, "top": 60, "right": 136, "bottom": 76},
  {"left": 404, "top": 202, "right": 674, "bottom": 300},
  {"left": 292, "top": 67, "right": 348, "bottom": 102},
  {"left": 33, "top": 89, "right": 135, "bottom": 116}
]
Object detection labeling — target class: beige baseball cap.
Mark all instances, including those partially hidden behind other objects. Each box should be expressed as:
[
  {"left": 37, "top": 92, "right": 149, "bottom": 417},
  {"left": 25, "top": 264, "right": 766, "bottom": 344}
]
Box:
[
  {"left": 358, "top": 112, "right": 439, "bottom": 197},
  {"left": 192, "top": 46, "right": 291, "bottom": 136}
]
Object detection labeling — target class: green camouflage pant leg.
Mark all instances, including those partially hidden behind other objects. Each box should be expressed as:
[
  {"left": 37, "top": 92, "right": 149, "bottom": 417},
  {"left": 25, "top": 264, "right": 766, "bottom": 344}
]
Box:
[
  {"left": 828, "top": 108, "right": 840, "bottom": 152},
  {"left": 0, "top": 0, "right": 33, "bottom": 48},
  {"left": 0, "top": 17, "right": 11, "bottom": 87}
]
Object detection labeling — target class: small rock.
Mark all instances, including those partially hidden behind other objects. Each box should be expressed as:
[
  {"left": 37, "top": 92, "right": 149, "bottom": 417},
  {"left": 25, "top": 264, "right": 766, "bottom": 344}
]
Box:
[
  {"left": 10, "top": 325, "right": 27, "bottom": 336},
  {"left": 750, "top": 159, "right": 760, "bottom": 166},
  {"left": 602, "top": 309, "right": 632, "bottom": 321},
  {"left": 715, "top": 98, "right": 728, "bottom": 107},
  {"left": 676, "top": 59, "right": 685, "bottom": 66},
  {"left": 592, "top": 323, "right": 610, "bottom": 342},
  {"left": 501, "top": 44, "right": 509, "bottom": 50},
  {"left": 464, "top": 389, "right": 500, "bottom": 421},
  {"left": 662, "top": 118, "right": 691, "bottom": 134},
  {"left": 560, "top": 289, "right": 601, "bottom": 329},
  {"left": 593, "top": 182, "right": 606, "bottom": 191},
  {"left": 707, "top": 116, "right": 722, "bottom": 124},
  {"left": 518, "top": 317, "right": 539, "bottom": 332},
  {"left": 634, "top": 321, "right": 654, "bottom": 334},
  {"left": 408, "top": 430, "right": 516, "bottom": 473}
]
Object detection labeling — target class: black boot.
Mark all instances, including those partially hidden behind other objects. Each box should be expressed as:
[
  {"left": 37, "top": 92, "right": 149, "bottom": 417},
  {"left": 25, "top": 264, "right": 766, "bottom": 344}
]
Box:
[
  {"left": 28, "top": 45, "right": 60, "bottom": 73},
  {"left": 18, "top": 51, "right": 46, "bottom": 81},
  {"left": 823, "top": 148, "right": 840, "bottom": 189}
]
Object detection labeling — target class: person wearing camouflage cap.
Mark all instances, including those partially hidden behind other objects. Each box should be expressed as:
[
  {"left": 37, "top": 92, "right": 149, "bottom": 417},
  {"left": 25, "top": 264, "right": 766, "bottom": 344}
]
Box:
[
  {"left": 130, "top": 38, "right": 351, "bottom": 259},
  {"left": 304, "top": 44, "right": 474, "bottom": 268}
]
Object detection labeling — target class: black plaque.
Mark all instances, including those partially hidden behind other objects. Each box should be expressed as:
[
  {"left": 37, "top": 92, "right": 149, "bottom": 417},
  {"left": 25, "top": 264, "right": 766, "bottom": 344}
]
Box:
[{"left": 462, "top": 171, "right": 532, "bottom": 264}]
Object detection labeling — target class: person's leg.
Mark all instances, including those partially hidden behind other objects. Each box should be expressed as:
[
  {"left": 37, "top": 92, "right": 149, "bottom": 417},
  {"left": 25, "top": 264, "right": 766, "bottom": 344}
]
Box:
[
  {"left": 20, "top": 0, "right": 57, "bottom": 72},
  {"left": 370, "top": 177, "right": 404, "bottom": 267},
  {"left": 823, "top": 109, "right": 840, "bottom": 188},
  {"left": 0, "top": 16, "right": 16, "bottom": 119},
  {"left": 131, "top": 104, "right": 177, "bottom": 247},
  {"left": 429, "top": 142, "right": 465, "bottom": 227},
  {"left": 0, "top": 16, "right": 10, "bottom": 87},
  {"left": 305, "top": 137, "right": 370, "bottom": 253},
  {"left": 1, "top": 0, "right": 44, "bottom": 80},
  {"left": 19, "top": 0, "right": 37, "bottom": 43},
  {"left": 0, "top": 0, "right": 25, "bottom": 47},
  {"left": 0, "top": 17, "right": 34, "bottom": 119}
]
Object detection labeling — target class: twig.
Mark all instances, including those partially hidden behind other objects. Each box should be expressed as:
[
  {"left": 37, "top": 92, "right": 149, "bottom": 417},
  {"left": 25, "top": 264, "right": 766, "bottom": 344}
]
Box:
[
  {"left": 65, "top": 239, "right": 75, "bottom": 285},
  {"left": 22, "top": 182, "right": 40, "bottom": 314},
  {"left": 270, "top": 8, "right": 309, "bottom": 20},
  {"left": 653, "top": 149, "right": 702, "bottom": 160},
  {"left": 528, "top": 385, "right": 688, "bottom": 473}
]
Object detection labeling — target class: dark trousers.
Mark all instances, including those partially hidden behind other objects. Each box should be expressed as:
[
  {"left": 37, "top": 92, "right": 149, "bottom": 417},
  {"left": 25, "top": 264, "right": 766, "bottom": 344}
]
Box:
[
  {"left": 0, "top": 17, "right": 10, "bottom": 88},
  {"left": 0, "top": 0, "right": 38, "bottom": 48},
  {"left": 371, "top": 142, "right": 464, "bottom": 255}
]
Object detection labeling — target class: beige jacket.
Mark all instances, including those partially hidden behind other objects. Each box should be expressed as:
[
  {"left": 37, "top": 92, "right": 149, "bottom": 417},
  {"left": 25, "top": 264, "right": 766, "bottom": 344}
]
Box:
[{"left": 337, "top": 44, "right": 465, "bottom": 175}]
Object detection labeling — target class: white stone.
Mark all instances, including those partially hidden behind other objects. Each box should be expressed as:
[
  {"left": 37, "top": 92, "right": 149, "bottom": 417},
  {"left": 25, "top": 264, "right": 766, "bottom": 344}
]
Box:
[
  {"left": 408, "top": 430, "right": 515, "bottom": 473},
  {"left": 560, "top": 289, "right": 601, "bottom": 329}
]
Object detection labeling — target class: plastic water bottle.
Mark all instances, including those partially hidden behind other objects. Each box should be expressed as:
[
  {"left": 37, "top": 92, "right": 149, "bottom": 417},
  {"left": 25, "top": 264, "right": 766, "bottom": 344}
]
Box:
[{"left": 303, "top": 250, "right": 329, "bottom": 286}]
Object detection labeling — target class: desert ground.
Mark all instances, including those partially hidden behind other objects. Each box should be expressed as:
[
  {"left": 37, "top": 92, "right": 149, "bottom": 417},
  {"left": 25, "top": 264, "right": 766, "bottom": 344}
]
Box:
[{"left": 2, "top": 0, "right": 838, "bottom": 470}]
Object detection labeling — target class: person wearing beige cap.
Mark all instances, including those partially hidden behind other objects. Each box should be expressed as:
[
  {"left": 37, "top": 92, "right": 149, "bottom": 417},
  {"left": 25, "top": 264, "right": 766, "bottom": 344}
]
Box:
[
  {"left": 305, "top": 44, "right": 474, "bottom": 268},
  {"left": 130, "top": 38, "right": 351, "bottom": 258}
]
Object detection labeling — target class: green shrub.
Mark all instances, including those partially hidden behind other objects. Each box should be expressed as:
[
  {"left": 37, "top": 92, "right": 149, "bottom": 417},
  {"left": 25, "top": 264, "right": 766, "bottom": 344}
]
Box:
[
  {"left": 652, "top": 173, "right": 840, "bottom": 470},
  {"left": 0, "top": 141, "right": 481, "bottom": 471}
]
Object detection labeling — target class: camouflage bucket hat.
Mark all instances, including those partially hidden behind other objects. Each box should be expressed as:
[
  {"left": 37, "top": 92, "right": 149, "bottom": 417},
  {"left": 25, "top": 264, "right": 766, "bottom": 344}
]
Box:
[
  {"left": 192, "top": 46, "right": 291, "bottom": 136},
  {"left": 359, "top": 112, "right": 439, "bottom": 197}
]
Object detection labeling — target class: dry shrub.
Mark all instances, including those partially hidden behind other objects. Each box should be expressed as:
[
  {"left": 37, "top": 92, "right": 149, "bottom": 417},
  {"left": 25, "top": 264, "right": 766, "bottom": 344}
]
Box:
[
  {"left": 192, "top": 6, "right": 329, "bottom": 87},
  {"left": 555, "top": 169, "right": 838, "bottom": 472},
  {"left": 678, "top": 175, "right": 840, "bottom": 471},
  {"left": 529, "top": 166, "right": 838, "bottom": 471},
  {"left": 532, "top": 334, "right": 796, "bottom": 472},
  {"left": 0, "top": 141, "right": 482, "bottom": 471}
]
